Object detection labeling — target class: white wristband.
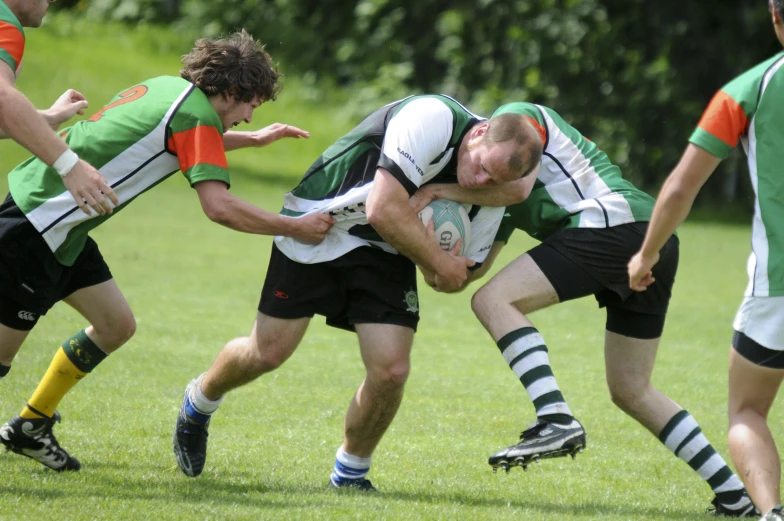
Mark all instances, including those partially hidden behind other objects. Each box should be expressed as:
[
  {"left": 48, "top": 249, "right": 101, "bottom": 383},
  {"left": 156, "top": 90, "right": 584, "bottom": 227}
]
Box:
[{"left": 53, "top": 149, "right": 79, "bottom": 177}]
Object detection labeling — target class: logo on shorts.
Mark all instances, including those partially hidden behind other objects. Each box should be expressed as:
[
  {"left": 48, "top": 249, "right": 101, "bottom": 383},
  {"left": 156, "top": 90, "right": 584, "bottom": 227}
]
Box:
[
  {"left": 403, "top": 289, "right": 419, "bottom": 313},
  {"left": 273, "top": 291, "right": 289, "bottom": 300},
  {"left": 17, "top": 311, "right": 36, "bottom": 322}
]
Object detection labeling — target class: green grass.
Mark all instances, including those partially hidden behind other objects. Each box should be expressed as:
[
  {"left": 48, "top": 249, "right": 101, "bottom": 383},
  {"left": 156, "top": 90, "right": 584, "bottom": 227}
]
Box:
[{"left": 1, "top": 16, "right": 783, "bottom": 521}]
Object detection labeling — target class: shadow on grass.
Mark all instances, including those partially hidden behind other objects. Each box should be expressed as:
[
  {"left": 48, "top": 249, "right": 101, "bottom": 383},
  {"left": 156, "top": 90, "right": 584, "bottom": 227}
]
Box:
[{"left": 1, "top": 460, "right": 708, "bottom": 520}]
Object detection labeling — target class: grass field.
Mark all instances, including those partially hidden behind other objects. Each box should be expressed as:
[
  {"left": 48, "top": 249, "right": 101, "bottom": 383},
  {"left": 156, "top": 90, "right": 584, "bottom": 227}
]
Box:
[{"left": 1, "top": 16, "right": 782, "bottom": 521}]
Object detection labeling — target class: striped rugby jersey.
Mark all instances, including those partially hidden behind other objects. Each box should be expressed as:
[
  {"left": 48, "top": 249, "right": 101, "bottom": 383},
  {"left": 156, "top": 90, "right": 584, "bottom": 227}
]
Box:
[
  {"left": 274, "top": 94, "right": 505, "bottom": 265},
  {"left": 690, "top": 52, "right": 784, "bottom": 297},
  {"left": 0, "top": 0, "right": 24, "bottom": 76},
  {"left": 492, "top": 102, "right": 655, "bottom": 243},
  {"left": 8, "top": 75, "right": 229, "bottom": 266}
]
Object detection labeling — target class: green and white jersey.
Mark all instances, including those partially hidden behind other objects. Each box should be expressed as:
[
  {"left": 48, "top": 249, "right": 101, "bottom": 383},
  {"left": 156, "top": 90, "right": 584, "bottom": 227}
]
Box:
[
  {"left": 690, "top": 52, "right": 784, "bottom": 297},
  {"left": 275, "top": 94, "right": 504, "bottom": 265},
  {"left": 8, "top": 75, "right": 229, "bottom": 266},
  {"left": 492, "top": 102, "right": 654, "bottom": 244},
  {"left": 0, "top": 0, "right": 24, "bottom": 76}
]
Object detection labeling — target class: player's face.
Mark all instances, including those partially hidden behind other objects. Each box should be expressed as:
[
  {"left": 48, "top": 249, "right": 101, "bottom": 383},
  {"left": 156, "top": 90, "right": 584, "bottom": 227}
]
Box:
[
  {"left": 456, "top": 125, "right": 522, "bottom": 189},
  {"left": 17, "top": 0, "right": 54, "bottom": 28},
  {"left": 219, "top": 95, "right": 262, "bottom": 133}
]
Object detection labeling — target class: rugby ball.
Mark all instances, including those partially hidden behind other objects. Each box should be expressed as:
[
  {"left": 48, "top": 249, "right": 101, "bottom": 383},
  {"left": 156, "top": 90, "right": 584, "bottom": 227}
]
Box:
[{"left": 418, "top": 199, "right": 471, "bottom": 256}]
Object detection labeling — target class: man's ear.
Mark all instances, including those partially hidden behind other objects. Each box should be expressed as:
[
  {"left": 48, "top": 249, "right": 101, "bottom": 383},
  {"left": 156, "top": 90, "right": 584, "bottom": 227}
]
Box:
[{"left": 473, "top": 121, "right": 490, "bottom": 138}]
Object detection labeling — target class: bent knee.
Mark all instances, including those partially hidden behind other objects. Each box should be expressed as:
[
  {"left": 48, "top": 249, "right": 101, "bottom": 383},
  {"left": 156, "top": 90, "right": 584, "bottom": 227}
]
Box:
[
  {"left": 246, "top": 340, "right": 291, "bottom": 374},
  {"left": 471, "top": 285, "right": 496, "bottom": 322},
  {"left": 370, "top": 361, "right": 411, "bottom": 387},
  {"left": 95, "top": 312, "right": 137, "bottom": 347},
  {"left": 607, "top": 382, "right": 645, "bottom": 413}
]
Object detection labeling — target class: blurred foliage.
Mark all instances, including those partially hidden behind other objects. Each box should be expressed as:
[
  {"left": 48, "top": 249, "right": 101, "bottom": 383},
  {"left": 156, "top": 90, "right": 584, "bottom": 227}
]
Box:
[{"left": 54, "top": 0, "right": 782, "bottom": 208}]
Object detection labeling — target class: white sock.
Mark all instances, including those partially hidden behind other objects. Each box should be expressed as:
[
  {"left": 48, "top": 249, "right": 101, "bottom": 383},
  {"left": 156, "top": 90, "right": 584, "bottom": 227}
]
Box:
[
  {"left": 331, "top": 446, "right": 371, "bottom": 481},
  {"left": 188, "top": 374, "right": 223, "bottom": 414}
]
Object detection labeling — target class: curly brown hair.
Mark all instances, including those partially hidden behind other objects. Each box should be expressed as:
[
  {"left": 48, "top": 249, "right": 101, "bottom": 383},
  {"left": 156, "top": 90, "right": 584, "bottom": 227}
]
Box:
[{"left": 180, "top": 29, "right": 282, "bottom": 103}]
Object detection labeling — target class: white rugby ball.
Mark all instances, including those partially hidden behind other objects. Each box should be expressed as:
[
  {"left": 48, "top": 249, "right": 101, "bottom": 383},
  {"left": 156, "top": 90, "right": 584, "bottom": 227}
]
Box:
[{"left": 419, "top": 199, "right": 471, "bottom": 256}]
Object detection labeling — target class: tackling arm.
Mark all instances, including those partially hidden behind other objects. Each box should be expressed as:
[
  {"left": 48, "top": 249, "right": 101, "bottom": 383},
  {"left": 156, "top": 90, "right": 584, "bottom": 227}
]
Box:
[
  {"left": 194, "top": 180, "right": 333, "bottom": 244},
  {"left": 410, "top": 165, "right": 538, "bottom": 213}
]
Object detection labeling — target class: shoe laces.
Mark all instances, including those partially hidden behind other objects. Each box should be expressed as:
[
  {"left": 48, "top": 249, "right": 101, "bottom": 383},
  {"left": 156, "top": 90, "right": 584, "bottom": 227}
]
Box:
[{"left": 518, "top": 420, "right": 551, "bottom": 441}]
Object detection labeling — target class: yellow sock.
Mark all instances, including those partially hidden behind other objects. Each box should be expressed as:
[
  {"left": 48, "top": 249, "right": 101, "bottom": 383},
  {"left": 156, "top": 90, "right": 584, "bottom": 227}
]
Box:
[{"left": 20, "top": 348, "right": 86, "bottom": 419}]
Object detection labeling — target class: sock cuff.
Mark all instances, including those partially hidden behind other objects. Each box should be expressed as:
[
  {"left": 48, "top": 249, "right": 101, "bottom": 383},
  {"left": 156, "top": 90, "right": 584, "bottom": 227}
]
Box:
[
  {"left": 497, "top": 327, "right": 542, "bottom": 352},
  {"left": 62, "top": 330, "right": 108, "bottom": 373},
  {"left": 658, "top": 409, "right": 694, "bottom": 445},
  {"left": 0, "top": 363, "right": 9, "bottom": 378},
  {"left": 188, "top": 374, "right": 223, "bottom": 414},
  {"left": 336, "top": 446, "right": 371, "bottom": 469}
]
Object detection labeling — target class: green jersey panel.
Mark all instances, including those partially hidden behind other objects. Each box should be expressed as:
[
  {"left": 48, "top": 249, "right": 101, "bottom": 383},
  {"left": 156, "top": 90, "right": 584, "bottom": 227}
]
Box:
[{"left": 8, "top": 76, "right": 228, "bottom": 265}]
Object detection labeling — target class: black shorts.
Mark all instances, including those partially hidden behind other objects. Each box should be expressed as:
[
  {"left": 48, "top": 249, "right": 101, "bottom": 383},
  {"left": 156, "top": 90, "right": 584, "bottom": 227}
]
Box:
[
  {"left": 258, "top": 245, "right": 419, "bottom": 332},
  {"left": 733, "top": 331, "right": 784, "bottom": 369},
  {"left": 0, "top": 194, "right": 113, "bottom": 331},
  {"left": 527, "top": 222, "right": 679, "bottom": 339}
]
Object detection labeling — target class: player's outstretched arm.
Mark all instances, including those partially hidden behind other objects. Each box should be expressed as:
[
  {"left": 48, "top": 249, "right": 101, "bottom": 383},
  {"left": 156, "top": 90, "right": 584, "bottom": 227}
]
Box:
[
  {"left": 628, "top": 144, "right": 721, "bottom": 291},
  {"left": 223, "top": 123, "right": 310, "bottom": 152},
  {"left": 409, "top": 164, "right": 539, "bottom": 214},
  {"left": 0, "top": 65, "right": 118, "bottom": 216},
  {"left": 194, "top": 180, "right": 334, "bottom": 243}
]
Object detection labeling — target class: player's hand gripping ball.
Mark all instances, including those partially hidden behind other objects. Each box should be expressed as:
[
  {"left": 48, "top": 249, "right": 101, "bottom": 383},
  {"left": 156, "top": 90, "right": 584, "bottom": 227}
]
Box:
[{"left": 418, "top": 199, "right": 471, "bottom": 256}]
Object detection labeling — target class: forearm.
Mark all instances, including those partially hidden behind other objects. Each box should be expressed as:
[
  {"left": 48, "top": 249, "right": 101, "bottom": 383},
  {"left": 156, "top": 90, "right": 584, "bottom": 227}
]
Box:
[
  {"left": 0, "top": 87, "right": 68, "bottom": 162},
  {"left": 427, "top": 177, "right": 531, "bottom": 207},
  {"left": 208, "top": 196, "right": 294, "bottom": 236},
  {"left": 222, "top": 131, "right": 256, "bottom": 152},
  {"left": 370, "top": 203, "right": 450, "bottom": 273},
  {"left": 639, "top": 176, "right": 696, "bottom": 256}
]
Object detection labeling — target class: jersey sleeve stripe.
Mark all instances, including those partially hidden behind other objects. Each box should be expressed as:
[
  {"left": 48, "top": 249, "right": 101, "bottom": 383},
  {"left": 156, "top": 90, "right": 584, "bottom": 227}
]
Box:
[
  {"left": 525, "top": 116, "right": 547, "bottom": 146},
  {"left": 0, "top": 21, "right": 24, "bottom": 71},
  {"left": 696, "top": 90, "right": 749, "bottom": 148},
  {"left": 167, "top": 125, "right": 228, "bottom": 173}
]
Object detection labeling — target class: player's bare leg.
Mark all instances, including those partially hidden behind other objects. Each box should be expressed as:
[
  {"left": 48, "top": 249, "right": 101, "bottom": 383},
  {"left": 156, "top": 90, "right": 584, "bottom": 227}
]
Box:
[
  {"left": 1, "top": 280, "right": 135, "bottom": 471},
  {"left": 174, "top": 313, "right": 309, "bottom": 477},
  {"left": 473, "top": 254, "right": 585, "bottom": 472},
  {"left": 728, "top": 348, "right": 784, "bottom": 514},
  {"left": 329, "top": 323, "right": 413, "bottom": 490},
  {"left": 604, "top": 332, "right": 678, "bottom": 433},
  {"left": 0, "top": 323, "right": 29, "bottom": 380},
  {"left": 604, "top": 330, "right": 755, "bottom": 516}
]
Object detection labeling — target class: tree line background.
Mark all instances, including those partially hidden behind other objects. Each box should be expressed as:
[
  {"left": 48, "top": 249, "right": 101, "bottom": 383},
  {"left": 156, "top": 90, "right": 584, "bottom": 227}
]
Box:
[{"left": 55, "top": 0, "right": 781, "bottom": 210}]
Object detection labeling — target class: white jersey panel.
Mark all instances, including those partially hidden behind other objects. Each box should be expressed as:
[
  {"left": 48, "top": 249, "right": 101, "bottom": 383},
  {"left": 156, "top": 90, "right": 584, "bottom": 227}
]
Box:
[
  {"left": 464, "top": 206, "right": 504, "bottom": 264},
  {"left": 537, "top": 108, "right": 635, "bottom": 228},
  {"left": 381, "top": 98, "right": 455, "bottom": 187},
  {"left": 746, "top": 113, "right": 770, "bottom": 296}
]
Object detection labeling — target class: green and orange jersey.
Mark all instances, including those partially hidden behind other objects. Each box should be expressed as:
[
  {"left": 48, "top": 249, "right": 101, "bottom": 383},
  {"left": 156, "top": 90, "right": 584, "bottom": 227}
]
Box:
[
  {"left": 0, "top": 0, "right": 24, "bottom": 76},
  {"left": 689, "top": 52, "right": 784, "bottom": 297},
  {"left": 492, "top": 102, "right": 655, "bottom": 244},
  {"left": 8, "top": 75, "right": 228, "bottom": 265}
]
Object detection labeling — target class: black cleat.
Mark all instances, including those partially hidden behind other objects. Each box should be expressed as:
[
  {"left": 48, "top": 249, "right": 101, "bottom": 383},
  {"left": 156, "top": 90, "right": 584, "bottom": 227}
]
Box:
[
  {"left": 489, "top": 418, "right": 586, "bottom": 472},
  {"left": 0, "top": 412, "right": 80, "bottom": 471},
  {"left": 329, "top": 475, "right": 378, "bottom": 492},
  {"left": 707, "top": 492, "right": 758, "bottom": 517},
  {"left": 173, "top": 379, "right": 210, "bottom": 477}
]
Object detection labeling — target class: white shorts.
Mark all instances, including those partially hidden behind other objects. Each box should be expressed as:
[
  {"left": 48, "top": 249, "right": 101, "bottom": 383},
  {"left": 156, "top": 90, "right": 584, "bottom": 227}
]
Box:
[{"left": 733, "top": 296, "right": 784, "bottom": 351}]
